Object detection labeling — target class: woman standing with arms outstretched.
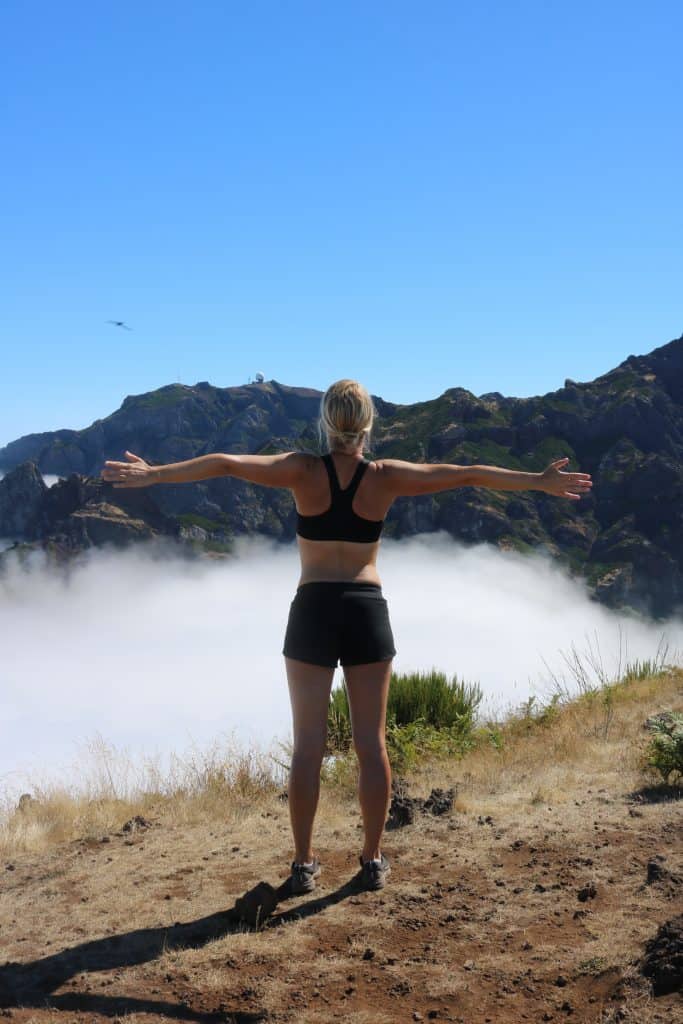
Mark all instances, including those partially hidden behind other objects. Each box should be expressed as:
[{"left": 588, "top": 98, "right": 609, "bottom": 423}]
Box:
[{"left": 101, "top": 379, "right": 592, "bottom": 892}]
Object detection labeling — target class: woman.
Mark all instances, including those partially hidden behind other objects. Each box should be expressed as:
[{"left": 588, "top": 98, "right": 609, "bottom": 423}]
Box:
[{"left": 101, "top": 379, "right": 592, "bottom": 893}]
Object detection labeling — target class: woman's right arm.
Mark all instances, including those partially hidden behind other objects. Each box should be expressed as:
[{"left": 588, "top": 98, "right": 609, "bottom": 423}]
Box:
[{"left": 101, "top": 450, "right": 308, "bottom": 488}]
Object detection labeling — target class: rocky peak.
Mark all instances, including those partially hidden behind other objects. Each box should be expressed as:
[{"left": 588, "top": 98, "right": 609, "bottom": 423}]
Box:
[{"left": 0, "top": 462, "right": 48, "bottom": 539}]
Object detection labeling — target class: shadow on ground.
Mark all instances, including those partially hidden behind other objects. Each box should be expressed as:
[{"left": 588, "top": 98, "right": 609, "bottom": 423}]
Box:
[
  {"left": 627, "top": 783, "right": 683, "bottom": 804},
  {"left": 0, "top": 870, "right": 365, "bottom": 1020}
]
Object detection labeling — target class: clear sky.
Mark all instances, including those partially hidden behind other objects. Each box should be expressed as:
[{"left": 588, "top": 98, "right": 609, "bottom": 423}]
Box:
[{"left": 3, "top": 1, "right": 682, "bottom": 448}]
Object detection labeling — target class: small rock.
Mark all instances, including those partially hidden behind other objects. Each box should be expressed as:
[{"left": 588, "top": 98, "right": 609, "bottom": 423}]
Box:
[
  {"left": 577, "top": 882, "right": 597, "bottom": 902},
  {"left": 413, "top": 1014, "right": 423, "bottom": 1022},
  {"left": 387, "top": 792, "right": 422, "bottom": 828},
  {"left": 424, "top": 787, "right": 455, "bottom": 816},
  {"left": 362, "top": 948, "right": 375, "bottom": 961},
  {"left": 463, "top": 959, "right": 475, "bottom": 971},
  {"left": 639, "top": 913, "right": 683, "bottom": 995},
  {"left": 647, "top": 860, "right": 667, "bottom": 883},
  {"left": 555, "top": 974, "right": 568, "bottom": 987},
  {"left": 122, "top": 814, "right": 151, "bottom": 833}
]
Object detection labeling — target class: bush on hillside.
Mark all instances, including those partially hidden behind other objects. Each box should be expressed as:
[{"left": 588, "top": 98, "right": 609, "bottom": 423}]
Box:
[
  {"left": 642, "top": 710, "right": 683, "bottom": 784},
  {"left": 326, "top": 669, "right": 482, "bottom": 760}
]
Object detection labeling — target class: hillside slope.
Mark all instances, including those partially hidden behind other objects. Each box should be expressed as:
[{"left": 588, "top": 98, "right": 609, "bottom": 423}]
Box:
[{"left": 1, "top": 668, "right": 681, "bottom": 1023}]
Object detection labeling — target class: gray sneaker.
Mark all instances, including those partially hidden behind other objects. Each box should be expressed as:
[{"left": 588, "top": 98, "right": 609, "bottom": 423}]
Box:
[
  {"left": 290, "top": 857, "right": 321, "bottom": 894},
  {"left": 359, "top": 853, "right": 391, "bottom": 890}
]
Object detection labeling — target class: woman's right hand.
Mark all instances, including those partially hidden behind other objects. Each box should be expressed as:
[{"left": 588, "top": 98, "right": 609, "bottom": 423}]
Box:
[{"left": 101, "top": 451, "right": 158, "bottom": 488}]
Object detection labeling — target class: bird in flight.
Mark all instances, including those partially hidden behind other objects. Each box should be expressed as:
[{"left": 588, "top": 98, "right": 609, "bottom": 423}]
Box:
[{"left": 106, "top": 320, "right": 133, "bottom": 331}]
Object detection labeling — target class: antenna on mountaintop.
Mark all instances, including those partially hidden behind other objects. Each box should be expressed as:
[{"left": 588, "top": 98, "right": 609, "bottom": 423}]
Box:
[{"left": 255, "top": 371, "right": 265, "bottom": 383}]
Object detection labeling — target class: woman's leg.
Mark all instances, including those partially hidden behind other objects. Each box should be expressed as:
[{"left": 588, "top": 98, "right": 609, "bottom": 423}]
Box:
[
  {"left": 285, "top": 656, "right": 336, "bottom": 864},
  {"left": 342, "top": 659, "right": 393, "bottom": 862}
]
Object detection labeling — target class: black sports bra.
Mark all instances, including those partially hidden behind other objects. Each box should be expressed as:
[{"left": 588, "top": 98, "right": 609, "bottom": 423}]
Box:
[{"left": 296, "top": 454, "right": 384, "bottom": 543}]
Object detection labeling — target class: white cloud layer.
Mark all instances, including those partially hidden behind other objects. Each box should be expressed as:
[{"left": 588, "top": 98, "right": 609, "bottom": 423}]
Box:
[{"left": 1, "top": 532, "right": 681, "bottom": 808}]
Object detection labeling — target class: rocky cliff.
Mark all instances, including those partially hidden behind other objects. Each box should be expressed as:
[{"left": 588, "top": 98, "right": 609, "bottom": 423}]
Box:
[{"left": 1, "top": 335, "right": 682, "bottom": 619}]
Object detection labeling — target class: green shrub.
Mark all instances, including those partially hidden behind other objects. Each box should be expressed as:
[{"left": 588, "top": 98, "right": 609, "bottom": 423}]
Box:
[
  {"left": 327, "top": 692, "right": 353, "bottom": 753},
  {"left": 326, "top": 668, "right": 482, "bottom": 758},
  {"left": 388, "top": 669, "right": 482, "bottom": 729},
  {"left": 520, "top": 693, "right": 562, "bottom": 728},
  {"left": 643, "top": 711, "right": 683, "bottom": 784},
  {"left": 384, "top": 718, "right": 479, "bottom": 773}
]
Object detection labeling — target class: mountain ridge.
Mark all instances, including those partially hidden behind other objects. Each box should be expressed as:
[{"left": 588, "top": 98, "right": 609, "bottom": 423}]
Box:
[{"left": 1, "top": 333, "right": 682, "bottom": 619}]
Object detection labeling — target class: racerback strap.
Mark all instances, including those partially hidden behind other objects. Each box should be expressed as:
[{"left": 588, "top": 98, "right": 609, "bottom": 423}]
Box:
[
  {"left": 343, "top": 459, "right": 369, "bottom": 500},
  {"left": 322, "top": 453, "right": 341, "bottom": 496},
  {"left": 322, "top": 454, "right": 368, "bottom": 501}
]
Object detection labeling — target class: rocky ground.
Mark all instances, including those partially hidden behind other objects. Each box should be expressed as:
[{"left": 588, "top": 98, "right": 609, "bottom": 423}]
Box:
[{"left": 1, "top": 685, "right": 681, "bottom": 1023}]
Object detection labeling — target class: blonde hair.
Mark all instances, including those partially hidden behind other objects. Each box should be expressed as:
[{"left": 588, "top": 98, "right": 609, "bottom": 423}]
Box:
[{"left": 318, "top": 379, "right": 375, "bottom": 454}]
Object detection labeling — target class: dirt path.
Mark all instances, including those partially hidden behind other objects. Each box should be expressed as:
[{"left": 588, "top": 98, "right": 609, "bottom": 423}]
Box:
[{"left": 1, "top": 769, "right": 681, "bottom": 1023}]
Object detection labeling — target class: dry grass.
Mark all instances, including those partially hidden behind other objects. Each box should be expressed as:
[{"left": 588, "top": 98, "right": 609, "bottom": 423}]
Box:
[
  {"left": 2, "top": 644, "right": 681, "bottom": 858},
  {"left": 397, "top": 663, "right": 679, "bottom": 815},
  {"left": 0, "top": 732, "right": 287, "bottom": 856}
]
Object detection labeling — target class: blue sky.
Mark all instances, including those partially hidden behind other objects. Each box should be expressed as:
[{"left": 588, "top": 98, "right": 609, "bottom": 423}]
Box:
[{"left": 2, "top": 1, "right": 682, "bottom": 448}]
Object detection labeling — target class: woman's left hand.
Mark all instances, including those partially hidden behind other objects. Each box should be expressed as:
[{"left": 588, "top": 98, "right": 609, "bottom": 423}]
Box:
[{"left": 540, "top": 457, "right": 593, "bottom": 500}]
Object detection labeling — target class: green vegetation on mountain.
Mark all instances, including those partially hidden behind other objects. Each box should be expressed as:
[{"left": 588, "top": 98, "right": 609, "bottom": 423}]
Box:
[{"left": 1, "top": 334, "right": 682, "bottom": 618}]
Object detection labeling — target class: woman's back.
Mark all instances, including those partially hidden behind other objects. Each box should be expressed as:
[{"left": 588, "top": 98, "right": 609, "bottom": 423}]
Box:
[{"left": 293, "top": 452, "right": 393, "bottom": 586}]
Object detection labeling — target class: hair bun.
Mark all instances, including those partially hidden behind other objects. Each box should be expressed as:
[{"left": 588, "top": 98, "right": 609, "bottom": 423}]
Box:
[{"left": 318, "top": 379, "right": 375, "bottom": 453}]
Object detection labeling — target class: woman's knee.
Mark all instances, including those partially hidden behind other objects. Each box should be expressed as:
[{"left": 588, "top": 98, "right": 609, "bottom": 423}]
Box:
[
  {"left": 352, "top": 734, "right": 388, "bottom": 764},
  {"left": 291, "top": 736, "right": 327, "bottom": 767}
]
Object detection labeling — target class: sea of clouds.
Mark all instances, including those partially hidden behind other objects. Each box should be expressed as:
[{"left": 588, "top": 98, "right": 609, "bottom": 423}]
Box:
[{"left": 1, "top": 522, "right": 681, "bottom": 809}]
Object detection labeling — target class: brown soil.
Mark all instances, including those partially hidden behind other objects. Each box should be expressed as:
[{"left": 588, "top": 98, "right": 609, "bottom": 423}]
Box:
[{"left": 1, "top": 683, "right": 682, "bottom": 1023}]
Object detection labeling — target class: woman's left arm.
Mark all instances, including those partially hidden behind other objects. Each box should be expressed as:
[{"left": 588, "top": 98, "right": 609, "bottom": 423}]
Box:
[
  {"left": 102, "top": 450, "right": 307, "bottom": 488},
  {"left": 470, "top": 457, "right": 592, "bottom": 500}
]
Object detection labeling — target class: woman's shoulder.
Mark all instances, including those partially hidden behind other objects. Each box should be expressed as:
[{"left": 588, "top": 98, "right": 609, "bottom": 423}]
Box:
[{"left": 286, "top": 451, "right": 328, "bottom": 483}]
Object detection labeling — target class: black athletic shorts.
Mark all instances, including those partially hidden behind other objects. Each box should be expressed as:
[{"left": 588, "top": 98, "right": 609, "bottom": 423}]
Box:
[{"left": 282, "top": 581, "right": 397, "bottom": 668}]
